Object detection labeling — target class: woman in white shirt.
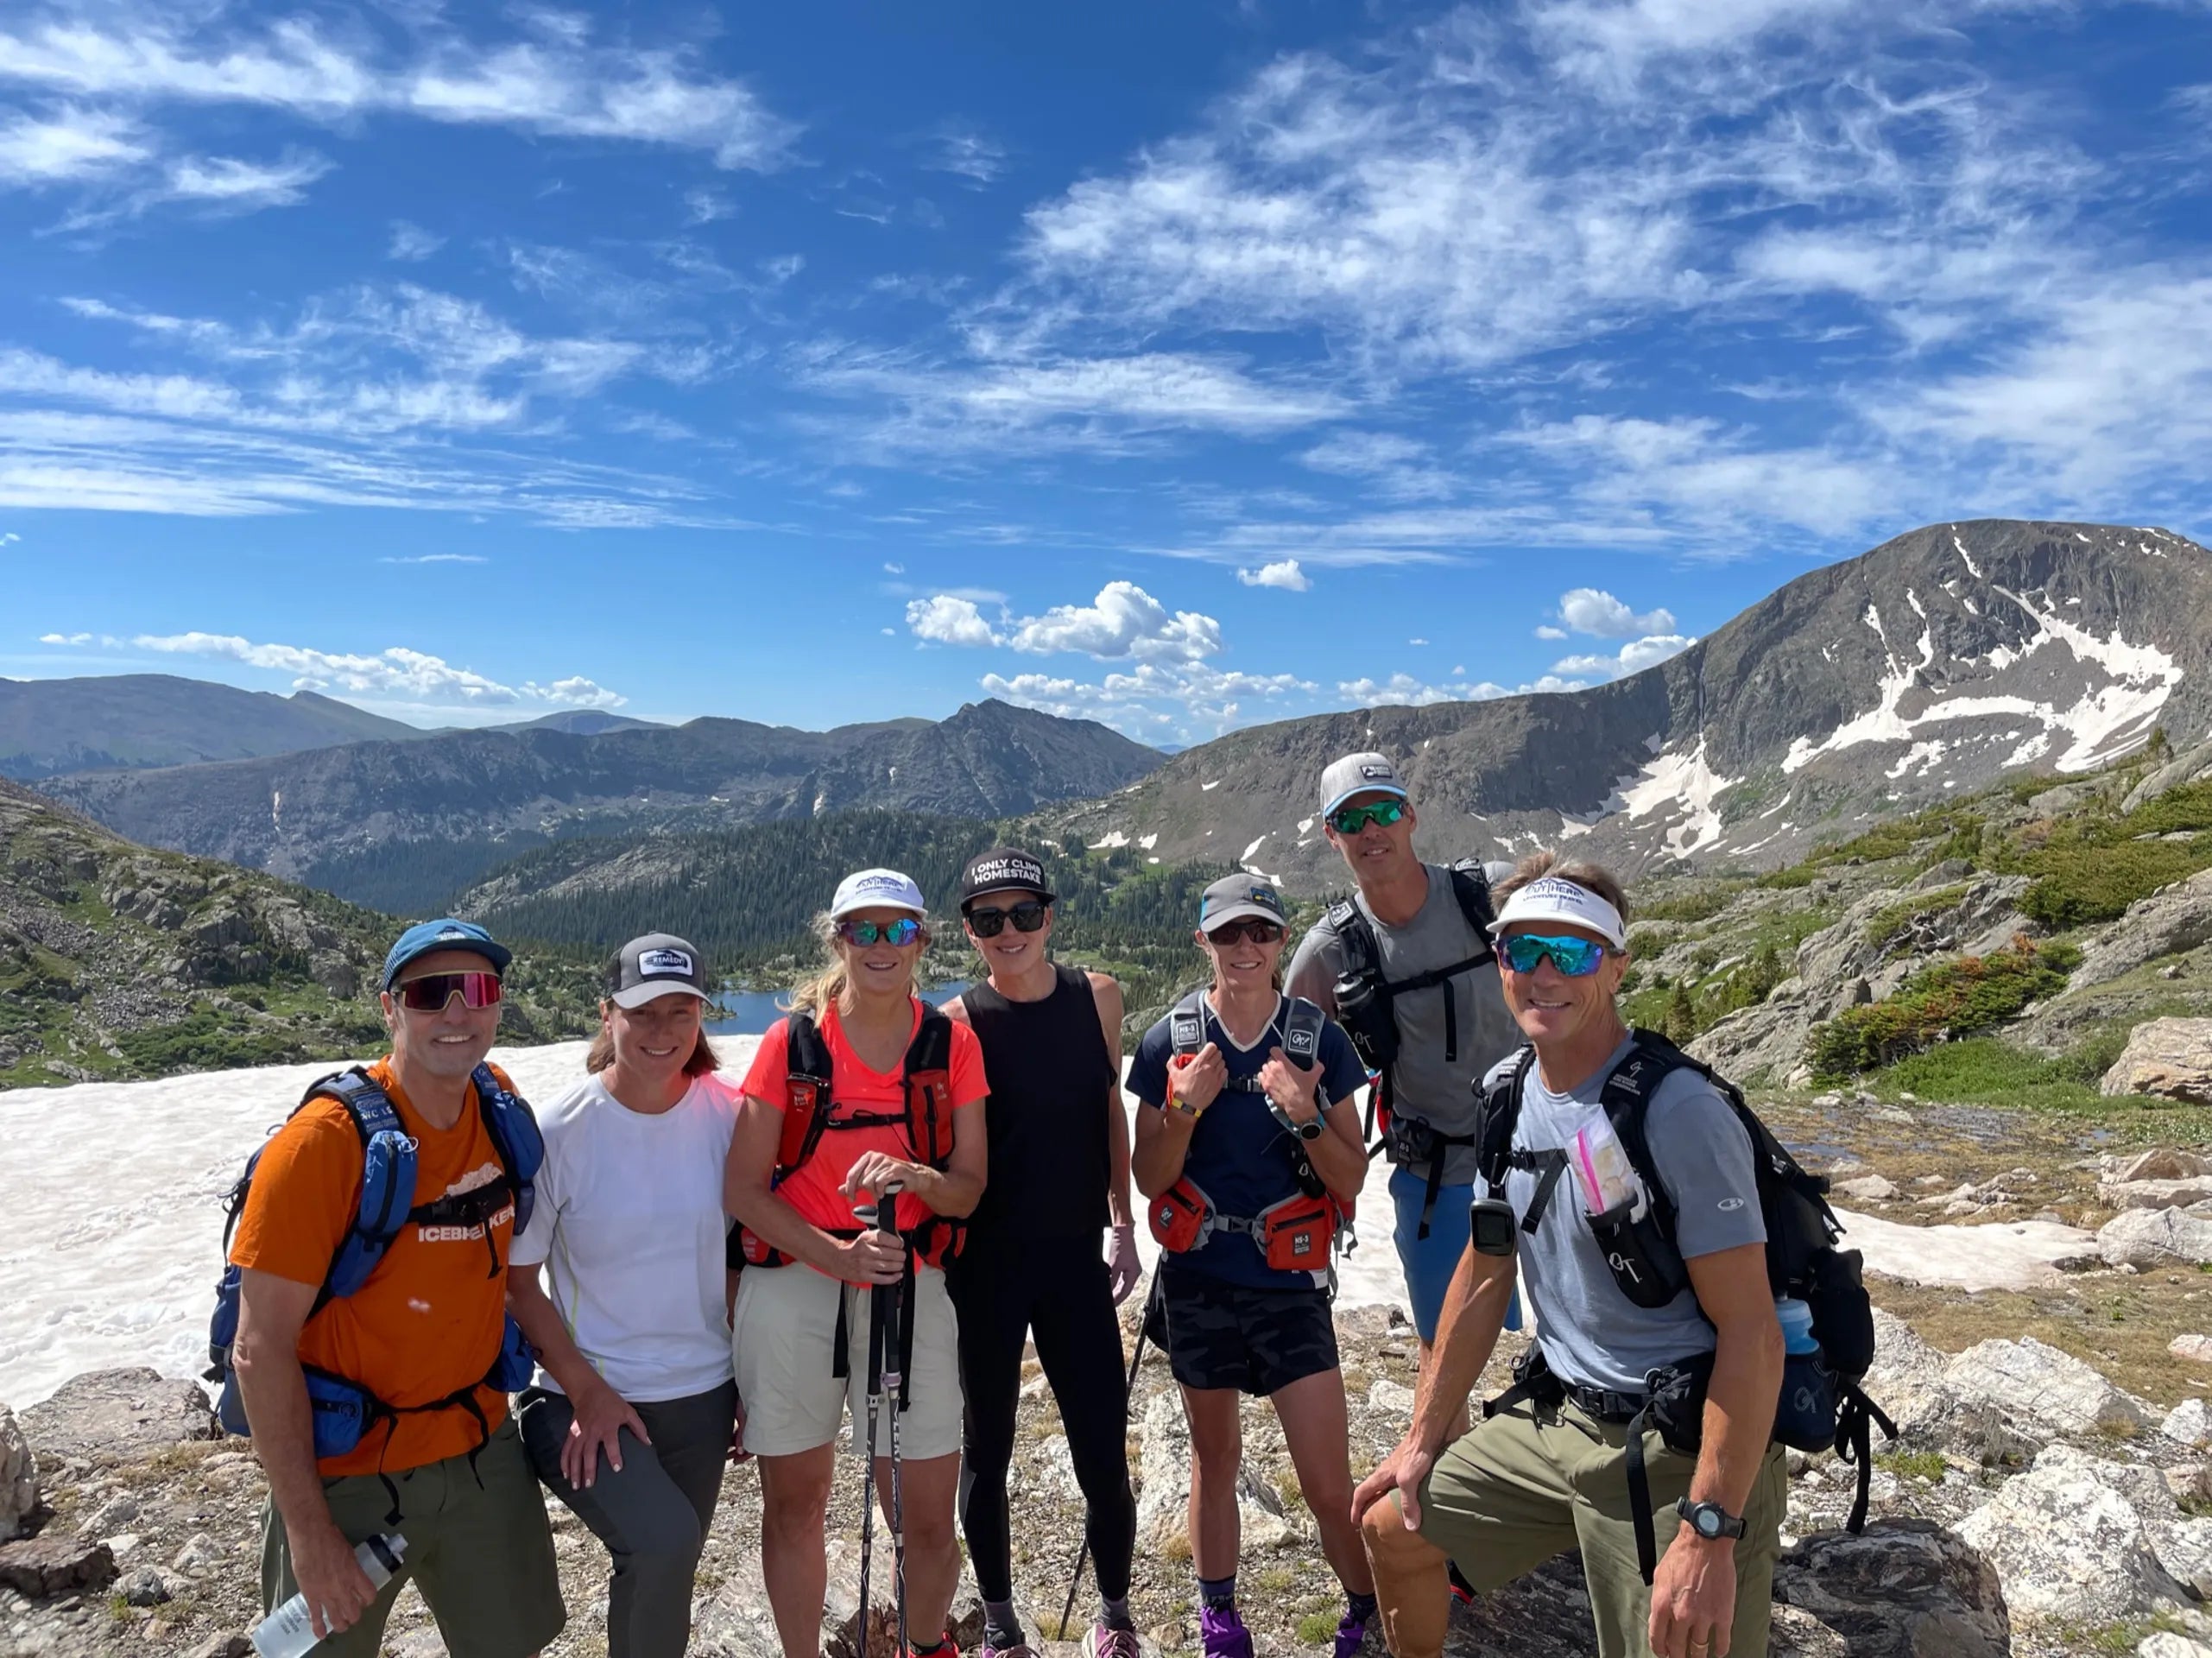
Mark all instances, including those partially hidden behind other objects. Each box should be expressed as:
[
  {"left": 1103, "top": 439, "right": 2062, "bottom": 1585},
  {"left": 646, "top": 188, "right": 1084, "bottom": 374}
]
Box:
[{"left": 509, "top": 932, "right": 741, "bottom": 1658}]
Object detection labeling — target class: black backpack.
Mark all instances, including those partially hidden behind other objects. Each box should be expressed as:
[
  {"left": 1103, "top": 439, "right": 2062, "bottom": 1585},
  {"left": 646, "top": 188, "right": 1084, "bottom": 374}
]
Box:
[{"left": 1476, "top": 1030, "right": 1893, "bottom": 1579}]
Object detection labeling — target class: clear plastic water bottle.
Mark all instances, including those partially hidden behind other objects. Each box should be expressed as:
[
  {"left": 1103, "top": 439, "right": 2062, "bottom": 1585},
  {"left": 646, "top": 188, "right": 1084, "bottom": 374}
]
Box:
[
  {"left": 1775, "top": 1297, "right": 1819, "bottom": 1356},
  {"left": 251, "top": 1534, "right": 406, "bottom": 1657}
]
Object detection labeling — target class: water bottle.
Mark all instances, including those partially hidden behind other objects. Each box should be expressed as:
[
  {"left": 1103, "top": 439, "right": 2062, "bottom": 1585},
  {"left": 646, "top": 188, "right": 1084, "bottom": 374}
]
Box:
[
  {"left": 1775, "top": 1297, "right": 1819, "bottom": 1356},
  {"left": 251, "top": 1534, "right": 406, "bottom": 1657}
]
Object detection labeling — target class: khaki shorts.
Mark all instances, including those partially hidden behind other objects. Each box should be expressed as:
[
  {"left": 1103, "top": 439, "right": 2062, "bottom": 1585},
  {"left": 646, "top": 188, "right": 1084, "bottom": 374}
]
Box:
[
  {"left": 260, "top": 1414, "right": 563, "bottom": 1658},
  {"left": 1417, "top": 1398, "right": 1787, "bottom": 1658},
  {"left": 733, "top": 1260, "right": 964, "bottom": 1459}
]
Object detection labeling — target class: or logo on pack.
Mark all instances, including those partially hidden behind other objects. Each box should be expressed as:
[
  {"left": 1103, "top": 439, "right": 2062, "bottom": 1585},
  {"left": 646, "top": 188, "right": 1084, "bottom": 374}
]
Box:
[
  {"left": 1170, "top": 1011, "right": 1205, "bottom": 1053},
  {"left": 639, "top": 947, "right": 694, "bottom": 977}
]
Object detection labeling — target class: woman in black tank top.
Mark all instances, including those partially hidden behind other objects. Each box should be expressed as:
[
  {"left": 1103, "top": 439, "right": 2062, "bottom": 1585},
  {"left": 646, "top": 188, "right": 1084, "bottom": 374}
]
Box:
[{"left": 943, "top": 846, "right": 1141, "bottom": 1658}]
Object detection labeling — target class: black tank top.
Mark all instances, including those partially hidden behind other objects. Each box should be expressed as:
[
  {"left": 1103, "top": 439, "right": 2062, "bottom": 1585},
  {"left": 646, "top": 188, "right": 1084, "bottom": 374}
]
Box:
[{"left": 961, "top": 962, "right": 1115, "bottom": 1244}]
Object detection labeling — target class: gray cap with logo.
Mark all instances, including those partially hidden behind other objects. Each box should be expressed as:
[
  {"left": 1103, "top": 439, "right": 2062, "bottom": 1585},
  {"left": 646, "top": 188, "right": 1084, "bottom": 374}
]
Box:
[
  {"left": 1318, "top": 750, "right": 1411, "bottom": 818},
  {"left": 1198, "top": 873, "right": 1289, "bottom": 932},
  {"left": 608, "top": 933, "right": 711, "bottom": 1009}
]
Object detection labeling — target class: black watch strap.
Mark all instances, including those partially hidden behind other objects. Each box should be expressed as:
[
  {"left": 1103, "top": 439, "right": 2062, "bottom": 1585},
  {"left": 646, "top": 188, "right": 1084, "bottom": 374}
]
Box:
[{"left": 1675, "top": 1497, "right": 1747, "bottom": 1540}]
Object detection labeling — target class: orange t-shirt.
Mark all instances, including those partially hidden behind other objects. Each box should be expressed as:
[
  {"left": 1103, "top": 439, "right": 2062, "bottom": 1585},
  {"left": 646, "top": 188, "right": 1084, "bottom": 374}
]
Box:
[
  {"left": 740, "top": 1001, "right": 988, "bottom": 1245},
  {"left": 229, "top": 1058, "right": 519, "bottom": 1478}
]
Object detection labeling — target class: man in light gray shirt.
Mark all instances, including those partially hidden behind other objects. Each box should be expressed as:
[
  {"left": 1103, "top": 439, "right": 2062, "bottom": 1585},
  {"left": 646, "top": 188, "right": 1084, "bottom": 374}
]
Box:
[
  {"left": 1352, "top": 858, "right": 1787, "bottom": 1658},
  {"left": 1286, "top": 752, "right": 1523, "bottom": 1361}
]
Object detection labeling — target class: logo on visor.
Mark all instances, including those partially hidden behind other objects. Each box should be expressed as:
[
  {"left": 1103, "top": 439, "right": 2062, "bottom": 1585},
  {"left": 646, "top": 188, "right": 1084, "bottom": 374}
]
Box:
[{"left": 638, "top": 948, "right": 694, "bottom": 977}]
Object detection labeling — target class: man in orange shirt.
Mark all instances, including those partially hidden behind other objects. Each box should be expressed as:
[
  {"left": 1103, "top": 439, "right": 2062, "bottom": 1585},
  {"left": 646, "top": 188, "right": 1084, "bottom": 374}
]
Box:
[{"left": 229, "top": 919, "right": 564, "bottom": 1657}]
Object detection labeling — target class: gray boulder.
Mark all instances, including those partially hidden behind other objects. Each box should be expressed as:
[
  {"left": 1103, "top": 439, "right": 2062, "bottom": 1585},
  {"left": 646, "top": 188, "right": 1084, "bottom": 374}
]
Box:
[
  {"left": 0, "top": 1533, "right": 117, "bottom": 1598},
  {"left": 1687, "top": 997, "right": 1814, "bottom": 1090},
  {"left": 1956, "top": 1444, "right": 2203, "bottom": 1623},
  {"left": 2104, "top": 1017, "right": 2212, "bottom": 1104},
  {"left": 2099, "top": 1176, "right": 2212, "bottom": 1211},
  {"left": 2123, "top": 737, "right": 2212, "bottom": 813},
  {"left": 1940, "top": 1335, "right": 2157, "bottom": 1442},
  {"left": 1771, "top": 1519, "right": 2009, "bottom": 1657},
  {"left": 0, "top": 1406, "right": 33, "bottom": 1542},
  {"left": 1861, "top": 1309, "right": 1959, "bottom": 1440},
  {"left": 2100, "top": 1207, "right": 2212, "bottom": 1269},
  {"left": 18, "top": 1370, "right": 219, "bottom": 1465},
  {"left": 2070, "top": 869, "right": 2212, "bottom": 991}
]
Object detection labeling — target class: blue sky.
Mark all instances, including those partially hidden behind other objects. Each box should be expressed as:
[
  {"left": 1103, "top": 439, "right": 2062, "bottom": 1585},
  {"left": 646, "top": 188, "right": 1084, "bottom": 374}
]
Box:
[{"left": 1, "top": 0, "right": 2208, "bottom": 744}]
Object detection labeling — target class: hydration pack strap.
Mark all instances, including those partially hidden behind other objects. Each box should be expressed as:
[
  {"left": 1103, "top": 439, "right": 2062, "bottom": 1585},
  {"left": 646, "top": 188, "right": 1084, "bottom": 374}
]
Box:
[
  {"left": 1507, "top": 1147, "right": 1571, "bottom": 1235},
  {"left": 1835, "top": 1385, "right": 1898, "bottom": 1535},
  {"left": 1622, "top": 1402, "right": 1659, "bottom": 1585}
]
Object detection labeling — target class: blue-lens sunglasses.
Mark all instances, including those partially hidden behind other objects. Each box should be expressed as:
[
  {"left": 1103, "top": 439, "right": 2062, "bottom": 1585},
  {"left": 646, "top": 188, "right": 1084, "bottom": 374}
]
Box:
[{"left": 1500, "top": 932, "right": 1611, "bottom": 978}]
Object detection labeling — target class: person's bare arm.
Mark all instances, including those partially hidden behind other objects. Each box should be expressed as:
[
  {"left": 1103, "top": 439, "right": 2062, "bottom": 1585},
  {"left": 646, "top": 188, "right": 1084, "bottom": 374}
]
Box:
[
  {"left": 848, "top": 1096, "right": 989, "bottom": 1217},
  {"left": 1648, "top": 1243, "right": 1785, "bottom": 1658},
  {"left": 233, "top": 1269, "right": 378, "bottom": 1639},
  {"left": 1131, "top": 1041, "right": 1223, "bottom": 1198},
  {"left": 507, "top": 1264, "right": 648, "bottom": 1488},
  {"left": 1089, "top": 971, "right": 1134, "bottom": 1227},
  {"left": 724, "top": 1098, "right": 901, "bottom": 1285},
  {"left": 1284, "top": 929, "right": 1340, "bottom": 1019}
]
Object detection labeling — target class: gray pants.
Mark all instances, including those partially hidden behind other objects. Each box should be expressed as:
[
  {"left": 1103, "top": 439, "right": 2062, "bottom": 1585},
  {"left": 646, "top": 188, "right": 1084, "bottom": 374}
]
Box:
[{"left": 518, "top": 1380, "right": 737, "bottom": 1658}]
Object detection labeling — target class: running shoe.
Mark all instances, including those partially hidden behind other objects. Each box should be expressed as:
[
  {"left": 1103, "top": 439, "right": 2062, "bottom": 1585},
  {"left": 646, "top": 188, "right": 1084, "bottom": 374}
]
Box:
[
  {"left": 978, "top": 1641, "right": 1033, "bottom": 1658},
  {"left": 1081, "top": 1625, "right": 1141, "bottom": 1658},
  {"left": 1447, "top": 1560, "right": 1476, "bottom": 1607},
  {"left": 1198, "top": 1605, "right": 1253, "bottom": 1658},
  {"left": 1330, "top": 1606, "right": 1370, "bottom": 1658}
]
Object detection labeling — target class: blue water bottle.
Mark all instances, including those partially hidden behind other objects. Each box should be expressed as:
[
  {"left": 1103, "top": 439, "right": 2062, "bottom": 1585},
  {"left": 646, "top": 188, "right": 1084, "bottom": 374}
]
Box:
[{"left": 1775, "top": 1297, "right": 1819, "bottom": 1355}]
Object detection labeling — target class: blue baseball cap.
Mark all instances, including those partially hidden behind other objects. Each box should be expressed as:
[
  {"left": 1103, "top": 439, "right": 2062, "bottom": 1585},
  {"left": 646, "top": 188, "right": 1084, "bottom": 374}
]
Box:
[{"left": 382, "top": 918, "right": 512, "bottom": 990}]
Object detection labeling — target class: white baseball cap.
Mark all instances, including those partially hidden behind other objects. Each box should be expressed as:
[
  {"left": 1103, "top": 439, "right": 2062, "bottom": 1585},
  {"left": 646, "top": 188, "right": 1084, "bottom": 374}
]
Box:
[
  {"left": 830, "top": 867, "right": 928, "bottom": 920},
  {"left": 1488, "top": 876, "right": 1627, "bottom": 951}
]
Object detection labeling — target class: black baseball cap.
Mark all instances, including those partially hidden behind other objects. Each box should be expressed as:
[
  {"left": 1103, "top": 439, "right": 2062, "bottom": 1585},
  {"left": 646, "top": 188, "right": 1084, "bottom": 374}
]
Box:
[
  {"left": 606, "top": 933, "right": 711, "bottom": 1009},
  {"left": 958, "top": 845, "right": 1054, "bottom": 908}
]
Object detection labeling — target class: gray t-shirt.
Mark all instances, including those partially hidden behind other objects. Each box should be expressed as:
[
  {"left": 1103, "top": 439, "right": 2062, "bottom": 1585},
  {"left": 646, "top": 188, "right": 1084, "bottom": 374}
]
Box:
[
  {"left": 1286, "top": 862, "right": 1520, "bottom": 1185},
  {"left": 1487, "top": 1037, "right": 1766, "bottom": 1395}
]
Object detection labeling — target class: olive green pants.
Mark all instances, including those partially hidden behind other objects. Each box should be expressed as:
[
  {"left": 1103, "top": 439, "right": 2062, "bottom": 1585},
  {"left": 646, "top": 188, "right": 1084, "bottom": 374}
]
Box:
[
  {"left": 260, "top": 1416, "right": 565, "bottom": 1658},
  {"left": 1410, "top": 1399, "right": 1786, "bottom": 1658}
]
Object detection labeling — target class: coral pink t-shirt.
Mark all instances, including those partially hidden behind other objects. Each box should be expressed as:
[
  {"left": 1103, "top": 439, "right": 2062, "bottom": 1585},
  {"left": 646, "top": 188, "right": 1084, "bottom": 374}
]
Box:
[{"left": 740, "top": 999, "right": 988, "bottom": 1238}]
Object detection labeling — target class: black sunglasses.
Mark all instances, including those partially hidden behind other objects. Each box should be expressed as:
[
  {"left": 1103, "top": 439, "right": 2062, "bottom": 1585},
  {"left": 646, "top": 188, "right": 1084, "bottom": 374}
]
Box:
[
  {"left": 966, "top": 900, "right": 1048, "bottom": 938},
  {"left": 1204, "top": 919, "right": 1285, "bottom": 946}
]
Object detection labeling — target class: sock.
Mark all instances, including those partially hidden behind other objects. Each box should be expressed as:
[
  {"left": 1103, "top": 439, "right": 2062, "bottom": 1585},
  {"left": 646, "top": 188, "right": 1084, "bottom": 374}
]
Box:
[
  {"left": 983, "top": 1601, "right": 1021, "bottom": 1647},
  {"left": 1199, "top": 1574, "right": 1237, "bottom": 1612},
  {"left": 1100, "top": 1595, "right": 1134, "bottom": 1632},
  {"left": 1345, "top": 1592, "right": 1378, "bottom": 1624}
]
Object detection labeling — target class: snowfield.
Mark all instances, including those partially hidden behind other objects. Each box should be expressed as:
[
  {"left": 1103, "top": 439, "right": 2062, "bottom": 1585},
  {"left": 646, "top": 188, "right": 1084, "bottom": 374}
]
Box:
[{"left": 0, "top": 1041, "right": 2057, "bottom": 1408}]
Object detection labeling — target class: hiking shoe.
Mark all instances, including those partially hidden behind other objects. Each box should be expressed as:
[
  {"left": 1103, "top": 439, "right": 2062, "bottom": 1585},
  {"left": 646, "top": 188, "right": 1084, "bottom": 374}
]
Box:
[
  {"left": 1198, "top": 1605, "right": 1253, "bottom": 1658},
  {"left": 1082, "top": 1625, "right": 1141, "bottom": 1658},
  {"left": 1330, "top": 1607, "right": 1369, "bottom": 1658},
  {"left": 979, "top": 1642, "right": 1033, "bottom": 1658},
  {"left": 907, "top": 1640, "right": 959, "bottom": 1658}
]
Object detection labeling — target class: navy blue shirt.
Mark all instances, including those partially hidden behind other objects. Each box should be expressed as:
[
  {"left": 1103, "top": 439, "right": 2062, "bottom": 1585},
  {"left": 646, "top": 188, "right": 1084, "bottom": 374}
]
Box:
[{"left": 1128, "top": 994, "right": 1366, "bottom": 1289}]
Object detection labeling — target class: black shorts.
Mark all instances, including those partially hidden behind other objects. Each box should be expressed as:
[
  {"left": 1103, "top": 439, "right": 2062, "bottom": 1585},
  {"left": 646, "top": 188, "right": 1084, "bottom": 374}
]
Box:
[{"left": 1147, "top": 1256, "right": 1339, "bottom": 1396}]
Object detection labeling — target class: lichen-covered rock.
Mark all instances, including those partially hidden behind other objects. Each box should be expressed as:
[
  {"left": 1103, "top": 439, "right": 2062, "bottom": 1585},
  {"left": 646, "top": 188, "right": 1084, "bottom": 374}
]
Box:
[
  {"left": 2102, "top": 1016, "right": 2212, "bottom": 1104},
  {"left": 1771, "top": 1519, "right": 2009, "bottom": 1657},
  {"left": 1941, "top": 1335, "right": 2156, "bottom": 1442},
  {"left": 1955, "top": 1444, "right": 2198, "bottom": 1623},
  {"left": 2100, "top": 1207, "right": 2212, "bottom": 1269}
]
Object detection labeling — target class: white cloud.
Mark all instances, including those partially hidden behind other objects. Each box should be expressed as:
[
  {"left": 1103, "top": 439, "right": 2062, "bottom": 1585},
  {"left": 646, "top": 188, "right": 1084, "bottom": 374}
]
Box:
[
  {"left": 906, "top": 595, "right": 1001, "bottom": 648},
  {"left": 1408, "top": 637, "right": 1429, "bottom": 646},
  {"left": 1236, "top": 559, "right": 1311, "bottom": 592},
  {"left": 1556, "top": 586, "right": 1678, "bottom": 638},
  {"left": 388, "top": 219, "right": 444, "bottom": 261},
  {"left": 378, "top": 553, "right": 486, "bottom": 565},
  {"left": 0, "top": 532, "right": 21, "bottom": 546},
  {"left": 0, "top": 104, "right": 147, "bottom": 184},
  {"left": 1299, "top": 431, "right": 1457, "bottom": 501},
  {"left": 882, "top": 561, "right": 905, "bottom": 574},
  {"left": 1008, "top": 582, "right": 1222, "bottom": 662},
  {"left": 1336, "top": 672, "right": 1586, "bottom": 707},
  {"left": 39, "top": 630, "right": 92, "bottom": 644},
  {"left": 0, "top": 10, "right": 797, "bottom": 169},
  {"left": 983, "top": 660, "right": 1317, "bottom": 741},
  {"left": 1534, "top": 623, "right": 1569, "bottom": 640},
  {"left": 1551, "top": 632, "right": 1697, "bottom": 679},
  {"left": 130, "top": 630, "right": 624, "bottom": 708},
  {"left": 925, "top": 124, "right": 1006, "bottom": 186}
]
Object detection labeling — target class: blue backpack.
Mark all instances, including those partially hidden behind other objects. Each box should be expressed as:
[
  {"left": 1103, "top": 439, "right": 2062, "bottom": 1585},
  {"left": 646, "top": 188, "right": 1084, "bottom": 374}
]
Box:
[{"left": 205, "top": 1062, "right": 545, "bottom": 1464}]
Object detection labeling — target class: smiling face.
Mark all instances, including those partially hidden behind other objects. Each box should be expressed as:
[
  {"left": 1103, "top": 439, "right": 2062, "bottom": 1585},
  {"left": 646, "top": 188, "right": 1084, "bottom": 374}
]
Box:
[
  {"left": 837, "top": 905, "right": 926, "bottom": 998},
  {"left": 1324, "top": 789, "right": 1420, "bottom": 885},
  {"left": 1497, "top": 921, "right": 1630, "bottom": 1050},
  {"left": 382, "top": 946, "right": 502, "bottom": 1081},
  {"left": 1197, "top": 915, "right": 1286, "bottom": 994},
  {"left": 603, "top": 990, "right": 704, "bottom": 1087},
  {"left": 962, "top": 889, "right": 1054, "bottom": 977}
]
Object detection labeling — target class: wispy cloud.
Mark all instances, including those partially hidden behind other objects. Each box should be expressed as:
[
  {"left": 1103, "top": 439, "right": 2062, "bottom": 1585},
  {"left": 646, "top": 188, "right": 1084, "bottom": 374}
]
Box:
[
  {"left": 0, "top": 104, "right": 148, "bottom": 185},
  {"left": 388, "top": 219, "right": 444, "bottom": 261},
  {"left": 125, "top": 630, "right": 624, "bottom": 708},
  {"left": 1337, "top": 671, "right": 1585, "bottom": 708},
  {"left": 923, "top": 123, "right": 1006, "bottom": 186},
  {"left": 379, "top": 553, "right": 486, "bottom": 565},
  {"left": 983, "top": 661, "right": 1317, "bottom": 741}
]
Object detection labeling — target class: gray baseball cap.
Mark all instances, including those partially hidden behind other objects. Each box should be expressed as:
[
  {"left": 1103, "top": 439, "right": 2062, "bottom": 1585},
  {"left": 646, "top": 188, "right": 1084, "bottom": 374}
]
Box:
[
  {"left": 1318, "top": 751, "right": 1411, "bottom": 818},
  {"left": 1198, "top": 873, "right": 1289, "bottom": 932},
  {"left": 607, "top": 933, "right": 711, "bottom": 1009}
]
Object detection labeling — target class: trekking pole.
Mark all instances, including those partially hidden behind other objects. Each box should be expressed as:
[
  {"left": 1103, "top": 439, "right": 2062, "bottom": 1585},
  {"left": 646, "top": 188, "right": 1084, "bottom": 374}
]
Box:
[
  {"left": 1055, "top": 1269, "right": 1161, "bottom": 1640},
  {"left": 856, "top": 1212, "right": 888, "bottom": 1658},
  {"left": 874, "top": 1189, "right": 910, "bottom": 1658}
]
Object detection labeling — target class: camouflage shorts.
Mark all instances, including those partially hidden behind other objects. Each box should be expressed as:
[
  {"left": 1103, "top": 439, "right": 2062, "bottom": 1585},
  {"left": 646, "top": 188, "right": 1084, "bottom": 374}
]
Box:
[{"left": 1146, "top": 1256, "right": 1339, "bottom": 1395}]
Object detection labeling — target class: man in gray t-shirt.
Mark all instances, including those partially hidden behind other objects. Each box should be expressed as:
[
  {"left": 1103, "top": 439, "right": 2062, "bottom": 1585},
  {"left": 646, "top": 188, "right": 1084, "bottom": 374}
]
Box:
[
  {"left": 1286, "top": 753, "right": 1520, "bottom": 1353},
  {"left": 1353, "top": 863, "right": 1787, "bottom": 1658}
]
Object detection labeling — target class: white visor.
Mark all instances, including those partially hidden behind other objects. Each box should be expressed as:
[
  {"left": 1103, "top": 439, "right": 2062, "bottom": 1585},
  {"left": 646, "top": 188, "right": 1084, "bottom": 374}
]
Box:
[{"left": 1487, "top": 876, "right": 1627, "bottom": 951}]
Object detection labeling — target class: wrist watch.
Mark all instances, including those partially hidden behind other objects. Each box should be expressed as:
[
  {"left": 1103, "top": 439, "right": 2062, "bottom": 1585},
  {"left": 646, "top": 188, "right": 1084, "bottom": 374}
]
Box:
[
  {"left": 1293, "top": 1114, "right": 1324, "bottom": 1141},
  {"left": 1675, "top": 1497, "right": 1747, "bottom": 1541}
]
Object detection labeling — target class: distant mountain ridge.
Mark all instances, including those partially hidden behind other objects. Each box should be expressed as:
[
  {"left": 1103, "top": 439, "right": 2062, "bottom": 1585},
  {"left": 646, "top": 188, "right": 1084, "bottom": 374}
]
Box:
[
  {"left": 0, "top": 674, "right": 431, "bottom": 780},
  {"left": 1058, "top": 521, "right": 2212, "bottom": 887},
  {"left": 39, "top": 699, "right": 1166, "bottom": 897}
]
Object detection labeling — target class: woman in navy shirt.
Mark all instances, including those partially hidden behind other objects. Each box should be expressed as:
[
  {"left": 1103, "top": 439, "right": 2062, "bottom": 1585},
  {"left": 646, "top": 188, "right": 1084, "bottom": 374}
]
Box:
[{"left": 1129, "top": 875, "right": 1377, "bottom": 1658}]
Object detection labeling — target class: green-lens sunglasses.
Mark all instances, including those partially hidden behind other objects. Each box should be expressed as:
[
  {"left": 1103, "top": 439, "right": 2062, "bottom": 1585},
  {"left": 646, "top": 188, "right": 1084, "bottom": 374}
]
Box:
[
  {"left": 1329, "top": 798, "right": 1406, "bottom": 835},
  {"left": 1500, "top": 932, "right": 1610, "bottom": 978},
  {"left": 837, "top": 917, "right": 922, "bottom": 947}
]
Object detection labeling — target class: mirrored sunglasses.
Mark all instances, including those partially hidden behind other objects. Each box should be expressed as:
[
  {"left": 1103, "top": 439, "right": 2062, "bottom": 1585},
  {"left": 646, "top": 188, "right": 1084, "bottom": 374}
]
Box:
[
  {"left": 1329, "top": 799, "right": 1406, "bottom": 835},
  {"left": 394, "top": 971, "right": 504, "bottom": 1012},
  {"left": 1500, "top": 933, "right": 1610, "bottom": 978},
  {"left": 837, "top": 917, "right": 923, "bottom": 947}
]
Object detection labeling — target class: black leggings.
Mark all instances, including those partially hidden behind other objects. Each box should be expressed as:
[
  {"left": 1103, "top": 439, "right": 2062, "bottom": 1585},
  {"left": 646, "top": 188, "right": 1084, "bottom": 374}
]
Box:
[{"left": 949, "top": 1235, "right": 1137, "bottom": 1604}]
